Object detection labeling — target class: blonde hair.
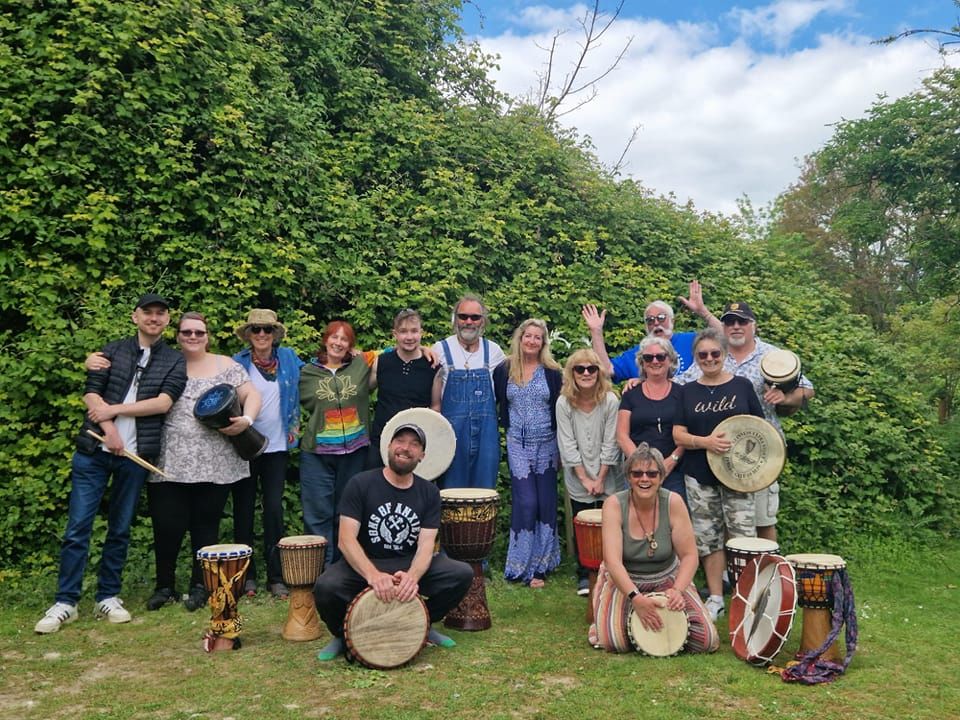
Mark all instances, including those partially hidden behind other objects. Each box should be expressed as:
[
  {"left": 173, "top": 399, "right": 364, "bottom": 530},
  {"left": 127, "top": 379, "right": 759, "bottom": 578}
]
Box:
[
  {"left": 507, "top": 318, "right": 561, "bottom": 386},
  {"left": 561, "top": 349, "right": 612, "bottom": 406}
]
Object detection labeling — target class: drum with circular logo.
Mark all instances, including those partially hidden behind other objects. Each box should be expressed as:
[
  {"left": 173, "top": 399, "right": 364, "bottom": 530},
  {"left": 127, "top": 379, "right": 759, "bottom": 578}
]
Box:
[{"left": 707, "top": 415, "right": 785, "bottom": 493}]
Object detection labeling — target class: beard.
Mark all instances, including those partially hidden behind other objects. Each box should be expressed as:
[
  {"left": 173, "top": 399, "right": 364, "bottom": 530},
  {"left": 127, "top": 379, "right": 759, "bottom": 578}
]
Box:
[
  {"left": 457, "top": 325, "right": 481, "bottom": 344},
  {"left": 388, "top": 452, "right": 420, "bottom": 475}
]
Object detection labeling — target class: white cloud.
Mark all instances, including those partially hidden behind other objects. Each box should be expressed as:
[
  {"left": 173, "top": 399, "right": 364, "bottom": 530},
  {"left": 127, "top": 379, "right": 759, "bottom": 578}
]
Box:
[
  {"left": 473, "top": 7, "right": 955, "bottom": 215},
  {"left": 728, "top": 0, "right": 854, "bottom": 49}
]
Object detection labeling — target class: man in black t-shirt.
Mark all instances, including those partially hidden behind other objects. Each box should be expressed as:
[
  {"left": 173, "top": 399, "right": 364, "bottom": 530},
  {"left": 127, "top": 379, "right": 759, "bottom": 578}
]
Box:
[{"left": 313, "top": 423, "right": 473, "bottom": 661}]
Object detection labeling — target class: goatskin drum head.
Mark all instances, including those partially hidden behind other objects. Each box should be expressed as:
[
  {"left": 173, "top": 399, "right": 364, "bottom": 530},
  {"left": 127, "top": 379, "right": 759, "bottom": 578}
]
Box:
[
  {"left": 760, "top": 349, "right": 801, "bottom": 384},
  {"left": 729, "top": 554, "right": 797, "bottom": 666},
  {"left": 380, "top": 408, "right": 456, "bottom": 480},
  {"left": 707, "top": 415, "right": 785, "bottom": 493},
  {"left": 627, "top": 593, "right": 688, "bottom": 657}
]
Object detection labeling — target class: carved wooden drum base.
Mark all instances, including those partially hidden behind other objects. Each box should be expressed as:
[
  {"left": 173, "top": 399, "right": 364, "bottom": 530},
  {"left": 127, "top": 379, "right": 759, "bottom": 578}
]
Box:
[{"left": 443, "top": 562, "right": 491, "bottom": 631}]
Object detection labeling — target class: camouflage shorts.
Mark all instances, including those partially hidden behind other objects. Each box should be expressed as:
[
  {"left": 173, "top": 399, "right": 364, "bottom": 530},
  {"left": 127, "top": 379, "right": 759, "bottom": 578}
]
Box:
[
  {"left": 684, "top": 475, "right": 755, "bottom": 556},
  {"left": 754, "top": 481, "right": 780, "bottom": 526}
]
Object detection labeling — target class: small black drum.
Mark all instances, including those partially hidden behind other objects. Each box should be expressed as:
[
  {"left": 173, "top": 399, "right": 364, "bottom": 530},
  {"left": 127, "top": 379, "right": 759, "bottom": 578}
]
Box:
[
  {"left": 759, "top": 350, "right": 802, "bottom": 394},
  {"left": 194, "top": 383, "right": 267, "bottom": 461}
]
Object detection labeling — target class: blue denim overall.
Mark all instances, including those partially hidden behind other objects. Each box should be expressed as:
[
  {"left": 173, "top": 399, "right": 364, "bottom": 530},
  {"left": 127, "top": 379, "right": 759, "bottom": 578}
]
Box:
[{"left": 439, "top": 338, "right": 500, "bottom": 490}]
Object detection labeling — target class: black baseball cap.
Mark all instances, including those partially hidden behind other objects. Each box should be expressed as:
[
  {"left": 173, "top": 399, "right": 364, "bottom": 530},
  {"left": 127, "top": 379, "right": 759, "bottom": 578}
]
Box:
[
  {"left": 391, "top": 423, "right": 426, "bottom": 450},
  {"left": 135, "top": 293, "right": 170, "bottom": 310},
  {"left": 720, "top": 301, "right": 756, "bottom": 322}
]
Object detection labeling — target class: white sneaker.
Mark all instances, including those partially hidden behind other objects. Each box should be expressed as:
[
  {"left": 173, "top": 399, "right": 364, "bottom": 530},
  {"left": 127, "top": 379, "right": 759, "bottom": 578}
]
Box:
[
  {"left": 95, "top": 597, "right": 132, "bottom": 624},
  {"left": 35, "top": 602, "right": 78, "bottom": 634},
  {"left": 705, "top": 596, "right": 725, "bottom": 621}
]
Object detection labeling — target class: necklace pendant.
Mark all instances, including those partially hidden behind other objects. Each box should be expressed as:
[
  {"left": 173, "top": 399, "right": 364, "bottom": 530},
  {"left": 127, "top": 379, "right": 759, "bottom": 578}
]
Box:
[
  {"left": 647, "top": 546, "right": 655, "bottom": 558},
  {"left": 649, "top": 537, "right": 658, "bottom": 551}
]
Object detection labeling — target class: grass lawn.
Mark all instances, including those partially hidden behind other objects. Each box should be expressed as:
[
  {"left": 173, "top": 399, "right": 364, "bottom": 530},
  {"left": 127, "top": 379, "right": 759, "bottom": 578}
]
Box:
[{"left": 1, "top": 537, "right": 957, "bottom": 720}]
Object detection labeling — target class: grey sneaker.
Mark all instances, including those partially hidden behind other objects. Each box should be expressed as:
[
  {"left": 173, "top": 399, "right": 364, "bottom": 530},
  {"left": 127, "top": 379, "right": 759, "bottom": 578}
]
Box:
[
  {"left": 95, "top": 597, "right": 132, "bottom": 624},
  {"left": 576, "top": 577, "right": 590, "bottom": 596},
  {"left": 268, "top": 582, "right": 289, "bottom": 599},
  {"left": 705, "top": 596, "right": 725, "bottom": 621},
  {"left": 35, "top": 602, "right": 78, "bottom": 634}
]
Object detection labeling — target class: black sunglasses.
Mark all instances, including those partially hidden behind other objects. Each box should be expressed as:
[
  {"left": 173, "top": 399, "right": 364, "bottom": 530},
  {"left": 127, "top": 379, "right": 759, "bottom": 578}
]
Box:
[
  {"left": 629, "top": 469, "right": 660, "bottom": 479},
  {"left": 644, "top": 313, "right": 669, "bottom": 326},
  {"left": 697, "top": 349, "right": 723, "bottom": 360},
  {"left": 456, "top": 313, "right": 483, "bottom": 322},
  {"left": 250, "top": 325, "right": 275, "bottom": 335},
  {"left": 573, "top": 364, "right": 600, "bottom": 375},
  {"left": 722, "top": 316, "right": 752, "bottom": 326},
  {"left": 641, "top": 353, "right": 667, "bottom": 363}
]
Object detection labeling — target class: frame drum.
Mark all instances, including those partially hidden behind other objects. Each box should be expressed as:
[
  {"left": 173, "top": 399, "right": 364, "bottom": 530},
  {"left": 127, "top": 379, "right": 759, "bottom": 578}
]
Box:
[
  {"left": 706, "top": 415, "right": 785, "bottom": 493},
  {"left": 343, "top": 588, "right": 429, "bottom": 669},
  {"left": 627, "top": 593, "right": 688, "bottom": 657},
  {"left": 380, "top": 408, "right": 456, "bottom": 480},
  {"left": 729, "top": 553, "right": 796, "bottom": 666}
]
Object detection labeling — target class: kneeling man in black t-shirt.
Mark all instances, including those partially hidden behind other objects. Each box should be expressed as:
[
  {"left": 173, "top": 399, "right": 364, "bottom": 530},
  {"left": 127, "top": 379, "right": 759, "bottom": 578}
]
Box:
[{"left": 314, "top": 422, "right": 473, "bottom": 660}]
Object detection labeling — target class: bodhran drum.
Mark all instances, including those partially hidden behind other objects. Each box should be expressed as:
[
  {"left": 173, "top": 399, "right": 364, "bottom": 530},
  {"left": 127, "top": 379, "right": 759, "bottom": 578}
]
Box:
[
  {"left": 729, "top": 553, "right": 797, "bottom": 666},
  {"left": 785, "top": 553, "right": 846, "bottom": 664},
  {"left": 760, "top": 349, "right": 803, "bottom": 394},
  {"left": 725, "top": 536, "right": 780, "bottom": 588},
  {"left": 573, "top": 509, "right": 604, "bottom": 622},
  {"left": 626, "top": 593, "right": 689, "bottom": 657},
  {"left": 196, "top": 543, "right": 252, "bottom": 652},
  {"left": 193, "top": 383, "right": 268, "bottom": 461},
  {"left": 380, "top": 408, "right": 456, "bottom": 481},
  {"left": 343, "top": 587, "right": 429, "bottom": 669},
  {"left": 439, "top": 488, "right": 499, "bottom": 631},
  {"left": 707, "top": 415, "right": 786, "bottom": 493},
  {"left": 277, "top": 534, "right": 327, "bottom": 642}
]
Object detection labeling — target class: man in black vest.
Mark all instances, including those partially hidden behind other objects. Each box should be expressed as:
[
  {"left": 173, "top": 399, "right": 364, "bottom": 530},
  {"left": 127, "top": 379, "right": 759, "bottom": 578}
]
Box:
[{"left": 35, "top": 294, "right": 186, "bottom": 634}]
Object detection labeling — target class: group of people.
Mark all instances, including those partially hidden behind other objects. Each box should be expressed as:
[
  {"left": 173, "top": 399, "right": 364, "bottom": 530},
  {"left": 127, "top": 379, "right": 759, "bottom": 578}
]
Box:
[{"left": 36, "top": 286, "right": 813, "bottom": 659}]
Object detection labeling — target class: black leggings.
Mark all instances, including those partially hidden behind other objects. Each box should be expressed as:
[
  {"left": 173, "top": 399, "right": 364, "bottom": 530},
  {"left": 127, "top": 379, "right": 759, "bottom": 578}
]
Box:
[
  {"left": 232, "top": 451, "right": 288, "bottom": 585},
  {"left": 147, "top": 481, "right": 231, "bottom": 591}
]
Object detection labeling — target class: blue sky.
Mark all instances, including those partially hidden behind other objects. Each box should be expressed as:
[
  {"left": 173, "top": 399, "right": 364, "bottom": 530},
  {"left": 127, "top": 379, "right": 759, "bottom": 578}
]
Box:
[{"left": 457, "top": 1, "right": 959, "bottom": 212}]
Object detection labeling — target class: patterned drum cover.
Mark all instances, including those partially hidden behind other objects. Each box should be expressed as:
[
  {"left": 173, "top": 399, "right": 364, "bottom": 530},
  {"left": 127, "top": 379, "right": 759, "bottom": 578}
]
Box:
[
  {"left": 785, "top": 553, "right": 846, "bottom": 609},
  {"left": 277, "top": 535, "right": 327, "bottom": 587},
  {"left": 725, "top": 536, "right": 780, "bottom": 587},
  {"left": 438, "top": 488, "right": 499, "bottom": 563}
]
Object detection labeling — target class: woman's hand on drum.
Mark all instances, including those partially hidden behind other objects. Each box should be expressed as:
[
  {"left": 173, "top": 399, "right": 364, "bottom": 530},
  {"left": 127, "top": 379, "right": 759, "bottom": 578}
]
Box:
[
  {"left": 392, "top": 570, "right": 420, "bottom": 602},
  {"left": 220, "top": 415, "right": 252, "bottom": 436},
  {"left": 85, "top": 352, "right": 111, "bottom": 372},
  {"left": 368, "top": 571, "right": 398, "bottom": 602},
  {"left": 632, "top": 593, "right": 664, "bottom": 632},
  {"left": 704, "top": 430, "right": 731, "bottom": 454},
  {"left": 664, "top": 586, "right": 685, "bottom": 612}
]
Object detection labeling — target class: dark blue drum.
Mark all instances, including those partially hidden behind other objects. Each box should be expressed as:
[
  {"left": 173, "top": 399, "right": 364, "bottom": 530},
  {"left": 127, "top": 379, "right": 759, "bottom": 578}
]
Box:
[{"left": 194, "top": 383, "right": 267, "bottom": 461}]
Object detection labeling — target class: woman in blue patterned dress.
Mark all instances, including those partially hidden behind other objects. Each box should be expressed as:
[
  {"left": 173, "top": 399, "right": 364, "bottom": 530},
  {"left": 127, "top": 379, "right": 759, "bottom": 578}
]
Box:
[{"left": 493, "top": 319, "right": 562, "bottom": 587}]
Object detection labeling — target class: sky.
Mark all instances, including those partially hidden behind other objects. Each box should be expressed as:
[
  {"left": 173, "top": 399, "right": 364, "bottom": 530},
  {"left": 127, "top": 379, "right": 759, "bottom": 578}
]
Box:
[{"left": 458, "top": 0, "right": 959, "bottom": 214}]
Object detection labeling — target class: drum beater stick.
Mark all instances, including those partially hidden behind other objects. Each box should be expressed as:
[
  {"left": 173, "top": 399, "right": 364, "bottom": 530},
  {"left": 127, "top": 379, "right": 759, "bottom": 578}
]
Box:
[{"left": 85, "top": 429, "right": 171, "bottom": 478}]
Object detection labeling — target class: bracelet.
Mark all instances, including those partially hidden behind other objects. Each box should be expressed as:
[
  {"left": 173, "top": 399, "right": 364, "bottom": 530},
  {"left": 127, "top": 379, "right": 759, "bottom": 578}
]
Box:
[
  {"left": 241, "top": 415, "right": 254, "bottom": 427},
  {"left": 670, "top": 453, "right": 680, "bottom": 463}
]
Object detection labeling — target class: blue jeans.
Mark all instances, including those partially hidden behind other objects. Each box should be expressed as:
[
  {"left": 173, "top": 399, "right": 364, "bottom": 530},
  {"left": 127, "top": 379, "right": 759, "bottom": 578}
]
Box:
[
  {"left": 300, "top": 450, "right": 367, "bottom": 565},
  {"left": 55, "top": 451, "right": 147, "bottom": 605}
]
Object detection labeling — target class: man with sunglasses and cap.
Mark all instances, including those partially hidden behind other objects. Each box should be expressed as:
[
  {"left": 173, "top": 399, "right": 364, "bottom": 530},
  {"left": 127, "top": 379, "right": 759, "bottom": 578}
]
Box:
[
  {"left": 677, "top": 301, "right": 814, "bottom": 541},
  {"left": 312, "top": 422, "right": 473, "bottom": 661},
  {"left": 431, "top": 294, "right": 506, "bottom": 490},
  {"left": 35, "top": 293, "right": 186, "bottom": 634},
  {"left": 582, "top": 280, "right": 722, "bottom": 382}
]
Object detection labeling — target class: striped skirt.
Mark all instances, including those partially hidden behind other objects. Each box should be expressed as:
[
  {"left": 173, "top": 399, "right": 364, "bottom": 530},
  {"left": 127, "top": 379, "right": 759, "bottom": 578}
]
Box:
[{"left": 589, "top": 558, "right": 719, "bottom": 653}]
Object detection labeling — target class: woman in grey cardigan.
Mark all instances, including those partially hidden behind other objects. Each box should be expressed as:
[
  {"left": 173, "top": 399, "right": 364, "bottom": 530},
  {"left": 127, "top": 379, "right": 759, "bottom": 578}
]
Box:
[{"left": 555, "top": 349, "right": 623, "bottom": 596}]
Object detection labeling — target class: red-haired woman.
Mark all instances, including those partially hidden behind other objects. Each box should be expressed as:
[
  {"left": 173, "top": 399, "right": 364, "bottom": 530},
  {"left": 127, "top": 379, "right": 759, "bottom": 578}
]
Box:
[{"left": 299, "top": 321, "right": 377, "bottom": 565}]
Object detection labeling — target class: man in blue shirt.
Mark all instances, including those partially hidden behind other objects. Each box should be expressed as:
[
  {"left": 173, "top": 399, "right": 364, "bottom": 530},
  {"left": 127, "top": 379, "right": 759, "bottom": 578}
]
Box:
[{"left": 582, "top": 280, "right": 722, "bottom": 382}]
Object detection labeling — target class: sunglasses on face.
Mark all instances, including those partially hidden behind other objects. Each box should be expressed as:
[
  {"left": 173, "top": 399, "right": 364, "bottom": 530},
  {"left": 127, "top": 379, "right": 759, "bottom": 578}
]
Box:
[
  {"left": 697, "top": 349, "right": 723, "bottom": 360},
  {"left": 644, "top": 313, "right": 669, "bottom": 326},
  {"left": 573, "top": 365, "right": 600, "bottom": 375},
  {"left": 456, "top": 313, "right": 483, "bottom": 322},
  {"left": 629, "top": 469, "right": 661, "bottom": 479},
  {"left": 722, "top": 316, "right": 752, "bottom": 327},
  {"left": 179, "top": 329, "right": 207, "bottom": 337},
  {"left": 250, "top": 325, "right": 275, "bottom": 335},
  {"left": 641, "top": 353, "right": 667, "bottom": 364}
]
